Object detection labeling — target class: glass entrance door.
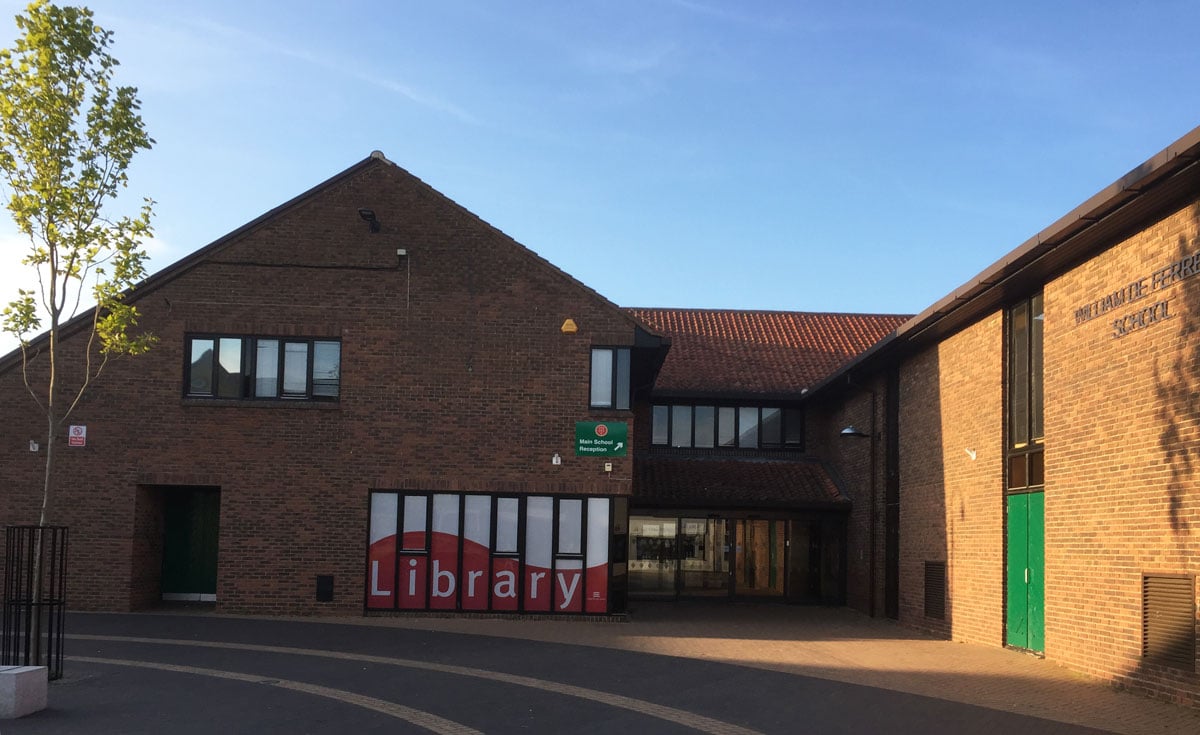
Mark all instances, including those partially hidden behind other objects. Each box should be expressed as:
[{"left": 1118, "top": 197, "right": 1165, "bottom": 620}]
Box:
[
  {"left": 734, "top": 519, "right": 785, "bottom": 597},
  {"left": 679, "top": 518, "right": 728, "bottom": 596},
  {"left": 628, "top": 517, "right": 677, "bottom": 596}
]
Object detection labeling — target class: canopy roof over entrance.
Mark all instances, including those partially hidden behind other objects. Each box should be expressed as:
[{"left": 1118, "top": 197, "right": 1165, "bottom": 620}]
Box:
[{"left": 633, "top": 455, "right": 849, "bottom": 511}]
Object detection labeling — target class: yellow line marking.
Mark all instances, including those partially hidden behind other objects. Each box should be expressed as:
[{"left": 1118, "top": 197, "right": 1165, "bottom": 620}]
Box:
[
  {"left": 70, "top": 655, "right": 480, "bottom": 735},
  {"left": 70, "top": 634, "right": 763, "bottom": 735}
]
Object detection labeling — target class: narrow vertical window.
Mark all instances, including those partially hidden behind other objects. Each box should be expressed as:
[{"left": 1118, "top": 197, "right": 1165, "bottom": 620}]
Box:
[
  {"left": 312, "top": 341, "right": 341, "bottom": 398},
  {"left": 1007, "top": 292, "right": 1044, "bottom": 489},
  {"left": 1009, "top": 301, "right": 1030, "bottom": 448},
  {"left": 718, "top": 407, "right": 737, "bottom": 446},
  {"left": 255, "top": 340, "right": 279, "bottom": 397},
  {"left": 188, "top": 338, "right": 214, "bottom": 395},
  {"left": 671, "top": 405, "right": 693, "bottom": 447},
  {"left": 738, "top": 406, "right": 759, "bottom": 448},
  {"left": 783, "top": 407, "right": 803, "bottom": 447},
  {"left": 1030, "top": 294, "right": 1044, "bottom": 443},
  {"left": 402, "top": 495, "right": 428, "bottom": 551},
  {"left": 282, "top": 342, "right": 309, "bottom": 397},
  {"left": 614, "top": 348, "right": 631, "bottom": 410},
  {"left": 590, "top": 348, "right": 613, "bottom": 408},
  {"left": 589, "top": 347, "right": 630, "bottom": 409},
  {"left": 495, "top": 498, "right": 519, "bottom": 553},
  {"left": 694, "top": 406, "right": 715, "bottom": 448},
  {"left": 216, "top": 337, "right": 243, "bottom": 398},
  {"left": 651, "top": 405, "right": 669, "bottom": 445},
  {"left": 557, "top": 499, "right": 583, "bottom": 555},
  {"left": 760, "top": 407, "right": 782, "bottom": 446}
]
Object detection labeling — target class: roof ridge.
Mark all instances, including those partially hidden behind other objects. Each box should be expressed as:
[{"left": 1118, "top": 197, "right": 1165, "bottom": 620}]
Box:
[{"left": 627, "top": 306, "right": 912, "bottom": 319}]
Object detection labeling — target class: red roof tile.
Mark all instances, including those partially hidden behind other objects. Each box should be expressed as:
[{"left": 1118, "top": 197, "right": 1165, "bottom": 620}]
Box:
[
  {"left": 627, "top": 308, "right": 908, "bottom": 397},
  {"left": 634, "top": 455, "right": 849, "bottom": 509}
]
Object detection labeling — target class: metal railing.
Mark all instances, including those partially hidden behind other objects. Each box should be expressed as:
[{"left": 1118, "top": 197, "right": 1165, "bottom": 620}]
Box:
[{"left": 2, "top": 525, "right": 68, "bottom": 680}]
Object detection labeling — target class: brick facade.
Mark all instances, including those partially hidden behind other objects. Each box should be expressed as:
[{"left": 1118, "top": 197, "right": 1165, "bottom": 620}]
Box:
[
  {"left": 1041, "top": 200, "right": 1200, "bottom": 705},
  {"left": 811, "top": 174, "right": 1200, "bottom": 708},
  {"left": 3, "top": 129, "right": 1198, "bottom": 710},
  {"left": 895, "top": 313, "right": 1004, "bottom": 642},
  {"left": 0, "top": 156, "right": 645, "bottom": 615}
]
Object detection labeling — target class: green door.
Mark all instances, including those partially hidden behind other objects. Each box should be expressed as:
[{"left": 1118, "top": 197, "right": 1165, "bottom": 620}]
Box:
[
  {"left": 1006, "top": 491, "right": 1044, "bottom": 651},
  {"left": 161, "top": 488, "right": 220, "bottom": 599}
]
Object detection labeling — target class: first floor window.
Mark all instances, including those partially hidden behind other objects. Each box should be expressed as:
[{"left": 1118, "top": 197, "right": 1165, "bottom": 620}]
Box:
[
  {"left": 652, "top": 402, "right": 804, "bottom": 451},
  {"left": 590, "top": 347, "right": 631, "bottom": 410},
  {"left": 186, "top": 334, "right": 341, "bottom": 401}
]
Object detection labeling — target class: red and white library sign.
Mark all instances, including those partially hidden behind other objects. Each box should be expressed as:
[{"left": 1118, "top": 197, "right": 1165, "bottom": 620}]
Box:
[
  {"left": 68, "top": 425, "right": 87, "bottom": 447},
  {"left": 366, "top": 492, "right": 611, "bottom": 614}
]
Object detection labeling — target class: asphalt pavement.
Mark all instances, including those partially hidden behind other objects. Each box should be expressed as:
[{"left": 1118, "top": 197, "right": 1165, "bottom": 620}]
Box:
[{"left": 2, "top": 602, "right": 1197, "bottom": 734}]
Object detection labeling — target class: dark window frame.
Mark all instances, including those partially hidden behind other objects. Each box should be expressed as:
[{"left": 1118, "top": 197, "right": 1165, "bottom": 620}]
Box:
[
  {"left": 651, "top": 402, "right": 805, "bottom": 451},
  {"left": 589, "top": 346, "right": 631, "bottom": 411},
  {"left": 185, "top": 333, "right": 341, "bottom": 402},
  {"left": 1006, "top": 293, "right": 1044, "bottom": 492}
]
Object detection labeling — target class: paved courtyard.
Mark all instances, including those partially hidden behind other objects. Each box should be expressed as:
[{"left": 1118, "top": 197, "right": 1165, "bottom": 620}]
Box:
[{"left": 3, "top": 602, "right": 1197, "bottom": 734}]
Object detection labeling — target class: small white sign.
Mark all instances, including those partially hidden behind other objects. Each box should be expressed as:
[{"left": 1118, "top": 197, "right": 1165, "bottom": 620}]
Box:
[{"left": 68, "top": 425, "right": 86, "bottom": 447}]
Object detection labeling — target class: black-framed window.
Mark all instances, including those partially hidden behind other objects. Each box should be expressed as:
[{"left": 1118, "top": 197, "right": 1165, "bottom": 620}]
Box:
[
  {"left": 186, "top": 334, "right": 341, "bottom": 401},
  {"left": 1007, "top": 293, "right": 1044, "bottom": 490},
  {"left": 590, "top": 347, "right": 631, "bottom": 410},
  {"left": 651, "top": 403, "right": 803, "bottom": 450}
]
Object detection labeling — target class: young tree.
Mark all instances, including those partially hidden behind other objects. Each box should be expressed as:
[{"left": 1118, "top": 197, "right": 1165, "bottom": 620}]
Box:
[{"left": 0, "top": 1, "right": 155, "bottom": 527}]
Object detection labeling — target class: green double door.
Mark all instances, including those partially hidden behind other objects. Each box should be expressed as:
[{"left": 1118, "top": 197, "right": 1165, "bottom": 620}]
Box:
[
  {"left": 161, "top": 488, "right": 220, "bottom": 600},
  {"left": 1006, "top": 491, "right": 1044, "bottom": 651}
]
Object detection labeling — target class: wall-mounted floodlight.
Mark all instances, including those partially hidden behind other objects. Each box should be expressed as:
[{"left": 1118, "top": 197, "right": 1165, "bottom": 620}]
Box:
[
  {"left": 840, "top": 426, "right": 869, "bottom": 438},
  {"left": 358, "top": 208, "right": 380, "bottom": 233}
]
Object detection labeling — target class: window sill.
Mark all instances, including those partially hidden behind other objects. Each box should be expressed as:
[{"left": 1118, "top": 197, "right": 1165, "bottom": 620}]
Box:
[
  {"left": 182, "top": 398, "right": 340, "bottom": 410},
  {"left": 588, "top": 408, "right": 634, "bottom": 416}
]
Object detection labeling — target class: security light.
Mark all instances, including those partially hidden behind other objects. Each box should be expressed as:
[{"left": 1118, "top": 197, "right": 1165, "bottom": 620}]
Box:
[
  {"left": 840, "top": 426, "right": 869, "bottom": 438},
  {"left": 357, "top": 208, "right": 380, "bottom": 233}
]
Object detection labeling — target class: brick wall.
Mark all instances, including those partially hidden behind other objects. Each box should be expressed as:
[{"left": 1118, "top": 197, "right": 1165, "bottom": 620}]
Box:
[
  {"left": 897, "top": 314, "right": 1005, "bottom": 643},
  {"left": 1043, "top": 199, "right": 1200, "bottom": 705},
  {"left": 0, "top": 158, "right": 641, "bottom": 615},
  {"left": 807, "top": 377, "right": 887, "bottom": 616}
]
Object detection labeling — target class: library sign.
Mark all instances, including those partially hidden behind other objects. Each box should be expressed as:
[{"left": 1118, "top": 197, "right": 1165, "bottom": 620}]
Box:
[{"left": 1074, "top": 250, "right": 1200, "bottom": 338}]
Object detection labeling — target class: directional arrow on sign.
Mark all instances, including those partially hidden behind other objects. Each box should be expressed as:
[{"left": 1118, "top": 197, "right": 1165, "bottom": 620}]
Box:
[{"left": 615, "top": 442, "right": 624, "bottom": 451}]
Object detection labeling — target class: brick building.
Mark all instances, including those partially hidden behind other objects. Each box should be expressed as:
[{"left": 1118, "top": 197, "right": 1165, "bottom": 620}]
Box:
[
  {"left": 2, "top": 125, "right": 1199, "bottom": 706},
  {"left": 0, "top": 152, "right": 895, "bottom": 618},
  {"left": 807, "top": 126, "right": 1200, "bottom": 706}
]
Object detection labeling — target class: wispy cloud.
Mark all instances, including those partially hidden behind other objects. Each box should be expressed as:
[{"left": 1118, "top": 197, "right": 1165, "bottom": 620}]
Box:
[
  {"left": 187, "top": 17, "right": 481, "bottom": 125},
  {"left": 575, "top": 41, "right": 680, "bottom": 76}
]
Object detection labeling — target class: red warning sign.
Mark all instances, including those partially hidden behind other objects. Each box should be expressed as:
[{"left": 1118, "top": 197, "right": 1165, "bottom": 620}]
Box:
[{"left": 68, "top": 425, "right": 87, "bottom": 447}]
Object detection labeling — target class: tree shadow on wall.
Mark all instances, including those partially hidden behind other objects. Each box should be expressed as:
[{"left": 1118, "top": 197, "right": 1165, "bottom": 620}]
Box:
[{"left": 1151, "top": 206, "right": 1200, "bottom": 536}]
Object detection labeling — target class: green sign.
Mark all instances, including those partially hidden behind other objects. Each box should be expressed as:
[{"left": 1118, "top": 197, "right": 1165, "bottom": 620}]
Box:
[{"left": 575, "top": 421, "right": 628, "bottom": 457}]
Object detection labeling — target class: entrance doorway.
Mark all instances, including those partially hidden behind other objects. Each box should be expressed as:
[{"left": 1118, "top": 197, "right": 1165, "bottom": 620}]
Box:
[
  {"left": 161, "top": 487, "right": 221, "bottom": 601},
  {"left": 734, "top": 519, "right": 784, "bottom": 596},
  {"left": 679, "top": 518, "right": 728, "bottom": 596},
  {"left": 1006, "top": 490, "right": 1044, "bottom": 651},
  {"left": 628, "top": 514, "right": 843, "bottom": 601}
]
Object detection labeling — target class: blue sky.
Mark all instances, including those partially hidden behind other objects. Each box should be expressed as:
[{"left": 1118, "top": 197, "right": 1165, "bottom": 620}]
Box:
[{"left": 2, "top": 1, "right": 1200, "bottom": 354}]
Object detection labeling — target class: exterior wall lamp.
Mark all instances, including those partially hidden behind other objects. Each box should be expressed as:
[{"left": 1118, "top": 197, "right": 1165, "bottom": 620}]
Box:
[
  {"left": 840, "top": 426, "right": 869, "bottom": 438},
  {"left": 358, "top": 208, "right": 380, "bottom": 233}
]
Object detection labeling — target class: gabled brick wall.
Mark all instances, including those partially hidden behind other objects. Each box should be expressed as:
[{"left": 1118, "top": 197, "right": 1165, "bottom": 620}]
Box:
[{"left": 0, "top": 158, "right": 642, "bottom": 614}]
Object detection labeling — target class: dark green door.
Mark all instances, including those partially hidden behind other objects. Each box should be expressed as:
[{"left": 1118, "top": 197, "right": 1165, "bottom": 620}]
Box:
[
  {"left": 1006, "top": 491, "right": 1044, "bottom": 651},
  {"left": 161, "top": 488, "right": 220, "bottom": 599}
]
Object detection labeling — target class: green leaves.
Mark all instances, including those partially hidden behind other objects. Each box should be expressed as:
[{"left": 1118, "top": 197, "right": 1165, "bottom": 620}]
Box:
[
  {"left": 0, "top": 1, "right": 155, "bottom": 355},
  {"left": 1, "top": 2, "right": 156, "bottom": 524}
]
